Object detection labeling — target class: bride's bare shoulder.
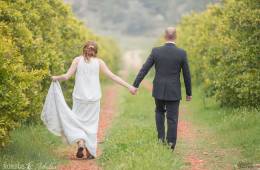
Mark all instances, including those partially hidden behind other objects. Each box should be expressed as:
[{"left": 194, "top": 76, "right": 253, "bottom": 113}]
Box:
[
  {"left": 97, "top": 58, "right": 105, "bottom": 64},
  {"left": 73, "top": 56, "right": 82, "bottom": 64}
]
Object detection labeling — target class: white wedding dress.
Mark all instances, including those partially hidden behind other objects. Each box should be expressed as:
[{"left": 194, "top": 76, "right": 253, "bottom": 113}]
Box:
[{"left": 41, "top": 56, "right": 101, "bottom": 157}]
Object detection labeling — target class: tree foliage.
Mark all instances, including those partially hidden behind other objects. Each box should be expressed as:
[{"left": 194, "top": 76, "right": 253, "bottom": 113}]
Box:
[
  {"left": 0, "top": 0, "right": 120, "bottom": 147},
  {"left": 177, "top": 0, "right": 260, "bottom": 107}
]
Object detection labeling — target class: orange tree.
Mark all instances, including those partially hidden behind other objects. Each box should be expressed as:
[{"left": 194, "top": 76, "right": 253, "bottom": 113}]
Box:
[{"left": 177, "top": 0, "right": 260, "bottom": 107}]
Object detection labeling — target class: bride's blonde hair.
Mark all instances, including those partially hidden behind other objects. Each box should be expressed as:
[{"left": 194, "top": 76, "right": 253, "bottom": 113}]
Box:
[{"left": 83, "top": 41, "right": 98, "bottom": 61}]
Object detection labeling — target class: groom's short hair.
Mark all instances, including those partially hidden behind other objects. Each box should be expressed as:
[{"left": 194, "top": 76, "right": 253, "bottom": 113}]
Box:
[{"left": 165, "top": 27, "right": 176, "bottom": 40}]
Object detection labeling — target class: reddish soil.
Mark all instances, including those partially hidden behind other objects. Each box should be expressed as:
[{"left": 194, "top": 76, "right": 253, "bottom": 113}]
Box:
[
  {"left": 177, "top": 105, "right": 207, "bottom": 170},
  {"left": 57, "top": 85, "right": 119, "bottom": 170}
]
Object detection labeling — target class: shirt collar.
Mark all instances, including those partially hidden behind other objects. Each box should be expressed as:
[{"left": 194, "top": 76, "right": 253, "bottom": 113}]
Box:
[{"left": 166, "top": 41, "right": 176, "bottom": 44}]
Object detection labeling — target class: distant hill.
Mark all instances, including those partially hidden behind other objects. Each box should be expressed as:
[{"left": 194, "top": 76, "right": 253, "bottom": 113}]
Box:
[{"left": 64, "top": 0, "right": 218, "bottom": 36}]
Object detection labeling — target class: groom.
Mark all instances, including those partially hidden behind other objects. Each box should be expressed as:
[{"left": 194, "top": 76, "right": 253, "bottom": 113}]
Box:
[{"left": 132, "top": 27, "right": 192, "bottom": 150}]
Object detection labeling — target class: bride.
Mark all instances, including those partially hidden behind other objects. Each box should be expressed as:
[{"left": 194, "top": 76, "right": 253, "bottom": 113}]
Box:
[{"left": 50, "top": 41, "right": 137, "bottom": 159}]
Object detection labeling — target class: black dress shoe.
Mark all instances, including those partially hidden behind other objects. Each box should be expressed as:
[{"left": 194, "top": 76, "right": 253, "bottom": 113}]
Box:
[
  {"left": 76, "top": 147, "right": 84, "bottom": 158},
  {"left": 167, "top": 142, "right": 175, "bottom": 151}
]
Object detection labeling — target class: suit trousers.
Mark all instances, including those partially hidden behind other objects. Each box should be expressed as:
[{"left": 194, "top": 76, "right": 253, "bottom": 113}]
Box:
[{"left": 154, "top": 98, "right": 180, "bottom": 148}]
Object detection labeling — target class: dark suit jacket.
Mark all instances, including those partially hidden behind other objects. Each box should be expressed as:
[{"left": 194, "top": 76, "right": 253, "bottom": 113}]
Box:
[{"left": 133, "top": 43, "right": 192, "bottom": 101}]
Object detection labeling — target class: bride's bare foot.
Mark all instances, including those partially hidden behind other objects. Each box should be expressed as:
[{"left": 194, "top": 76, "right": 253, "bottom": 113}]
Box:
[
  {"left": 76, "top": 140, "right": 85, "bottom": 158},
  {"left": 76, "top": 147, "right": 84, "bottom": 158}
]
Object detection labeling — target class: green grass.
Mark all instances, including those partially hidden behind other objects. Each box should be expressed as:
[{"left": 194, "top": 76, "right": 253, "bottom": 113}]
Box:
[
  {"left": 185, "top": 86, "right": 260, "bottom": 164},
  {"left": 0, "top": 124, "right": 67, "bottom": 169},
  {"left": 98, "top": 87, "right": 184, "bottom": 170}
]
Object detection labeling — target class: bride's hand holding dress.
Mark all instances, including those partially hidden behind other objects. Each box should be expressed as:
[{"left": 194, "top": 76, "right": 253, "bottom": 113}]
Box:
[{"left": 51, "top": 57, "right": 80, "bottom": 81}]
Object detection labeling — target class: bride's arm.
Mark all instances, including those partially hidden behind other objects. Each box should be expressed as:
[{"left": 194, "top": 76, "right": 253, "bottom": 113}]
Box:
[
  {"left": 51, "top": 57, "right": 80, "bottom": 81},
  {"left": 99, "top": 59, "right": 137, "bottom": 93}
]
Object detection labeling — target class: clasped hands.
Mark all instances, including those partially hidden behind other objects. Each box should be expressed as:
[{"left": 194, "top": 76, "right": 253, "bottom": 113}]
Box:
[{"left": 128, "top": 86, "right": 138, "bottom": 95}]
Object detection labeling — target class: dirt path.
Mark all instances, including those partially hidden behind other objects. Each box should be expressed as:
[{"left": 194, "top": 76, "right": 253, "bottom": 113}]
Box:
[{"left": 118, "top": 49, "right": 143, "bottom": 78}]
